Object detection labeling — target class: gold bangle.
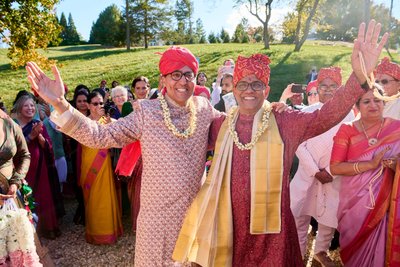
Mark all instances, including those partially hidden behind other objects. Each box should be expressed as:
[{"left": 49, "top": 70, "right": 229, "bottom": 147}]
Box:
[{"left": 353, "top": 162, "right": 361, "bottom": 174}]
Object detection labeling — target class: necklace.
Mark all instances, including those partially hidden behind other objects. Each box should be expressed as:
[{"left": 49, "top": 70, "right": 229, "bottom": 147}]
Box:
[
  {"left": 159, "top": 94, "right": 197, "bottom": 139},
  {"left": 228, "top": 103, "right": 272, "bottom": 150},
  {"left": 360, "top": 119, "right": 384, "bottom": 146}
]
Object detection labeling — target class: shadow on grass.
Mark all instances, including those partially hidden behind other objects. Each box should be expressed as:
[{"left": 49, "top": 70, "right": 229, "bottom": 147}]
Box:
[
  {"left": 56, "top": 45, "right": 106, "bottom": 52},
  {"left": 0, "top": 63, "right": 12, "bottom": 71},
  {"left": 200, "top": 51, "right": 241, "bottom": 64}
]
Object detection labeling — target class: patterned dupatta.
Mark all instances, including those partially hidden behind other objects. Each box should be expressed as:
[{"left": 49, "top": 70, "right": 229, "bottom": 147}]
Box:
[
  {"left": 173, "top": 103, "right": 284, "bottom": 267},
  {"left": 332, "top": 118, "right": 400, "bottom": 265}
]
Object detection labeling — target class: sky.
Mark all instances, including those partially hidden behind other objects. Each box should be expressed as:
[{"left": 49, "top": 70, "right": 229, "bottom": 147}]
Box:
[{"left": 53, "top": 0, "right": 400, "bottom": 41}]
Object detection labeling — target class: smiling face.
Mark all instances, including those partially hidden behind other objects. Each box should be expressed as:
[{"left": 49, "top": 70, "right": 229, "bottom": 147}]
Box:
[
  {"left": 20, "top": 98, "right": 36, "bottom": 120},
  {"left": 134, "top": 81, "right": 150, "bottom": 100},
  {"left": 357, "top": 90, "right": 384, "bottom": 121},
  {"left": 317, "top": 78, "right": 339, "bottom": 103},
  {"left": 233, "top": 74, "right": 268, "bottom": 116},
  {"left": 162, "top": 66, "right": 195, "bottom": 106},
  {"left": 197, "top": 73, "right": 207, "bottom": 86},
  {"left": 375, "top": 73, "right": 400, "bottom": 97}
]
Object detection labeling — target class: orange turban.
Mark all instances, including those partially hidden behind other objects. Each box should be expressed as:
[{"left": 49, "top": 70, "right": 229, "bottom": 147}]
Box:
[
  {"left": 375, "top": 57, "right": 400, "bottom": 80},
  {"left": 158, "top": 46, "right": 199, "bottom": 76},
  {"left": 194, "top": 85, "right": 211, "bottom": 99},
  {"left": 233, "top": 54, "right": 271, "bottom": 87},
  {"left": 317, "top": 67, "right": 342, "bottom": 86}
]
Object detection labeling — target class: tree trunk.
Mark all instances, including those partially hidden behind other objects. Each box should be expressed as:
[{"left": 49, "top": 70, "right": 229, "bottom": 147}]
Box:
[
  {"left": 263, "top": 22, "right": 270, "bottom": 49},
  {"left": 294, "top": 0, "right": 319, "bottom": 52},
  {"left": 125, "top": 0, "right": 130, "bottom": 51},
  {"left": 294, "top": 0, "right": 307, "bottom": 47},
  {"left": 364, "top": 0, "right": 370, "bottom": 23},
  {"left": 144, "top": 7, "right": 148, "bottom": 49}
]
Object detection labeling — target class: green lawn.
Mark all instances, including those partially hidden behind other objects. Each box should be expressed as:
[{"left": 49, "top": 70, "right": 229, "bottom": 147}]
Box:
[{"left": 0, "top": 42, "right": 398, "bottom": 109}]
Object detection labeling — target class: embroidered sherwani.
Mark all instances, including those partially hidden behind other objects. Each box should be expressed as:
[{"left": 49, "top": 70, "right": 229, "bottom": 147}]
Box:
[
  {"left": 290, "top": 102, "right": 354, "bottom": 255},
  {"left": 50, "top": 96, "right": 221, "bottom": 267}
]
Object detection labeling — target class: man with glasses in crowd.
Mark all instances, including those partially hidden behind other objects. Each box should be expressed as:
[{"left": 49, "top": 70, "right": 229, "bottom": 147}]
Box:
[
  {"left": 375, "top": 57, "right": 400, "bottom": 119},
  {"left": 290, "top": 67, "right": 355, "bottom": 266},
  {"left": 173, "top": 20, "right": 387, "bottom": 266}
]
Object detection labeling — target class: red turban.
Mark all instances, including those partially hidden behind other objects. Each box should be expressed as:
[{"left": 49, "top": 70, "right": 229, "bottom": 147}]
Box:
[
  {"left": 233, "top": 54, "right": 271, "bottom": 87},
  {"left": 317, "top": 67, "right": 342, "bottom": 86},
  {"left": 158, "top": 46, "right": 199, "bottom": 76},
  {"left": 306, "top": 80, "right": 318, "bottom": 93},
  {"left": 375, "top": 57, "right": 400, "bottom": 80},
  {"left": 194, "top": 85, "right": 211, "bottom": 99}
]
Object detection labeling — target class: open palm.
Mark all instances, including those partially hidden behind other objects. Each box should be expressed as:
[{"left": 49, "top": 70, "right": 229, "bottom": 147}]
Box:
[
  {"left": 351, "top": 20, "right": 389, "bottom": 84},
  {"left": 26, "top": 62, "right": 65, "bottom": 107}
]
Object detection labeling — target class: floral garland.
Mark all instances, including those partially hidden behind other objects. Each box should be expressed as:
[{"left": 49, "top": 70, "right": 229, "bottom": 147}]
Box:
[
  {"left": 0, "top": 200, "right": 41, "bottom": 266},
  {"left": 159, "top": 94, "right": 197, "bottom": 139},
  {"left": 228, "top": 103, "right": 272, "bottom": 150}
]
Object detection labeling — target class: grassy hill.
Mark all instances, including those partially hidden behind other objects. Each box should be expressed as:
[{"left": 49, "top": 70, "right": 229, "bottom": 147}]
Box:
[{"left": 0, "top": 42, "right": 398, "bottom": 109}]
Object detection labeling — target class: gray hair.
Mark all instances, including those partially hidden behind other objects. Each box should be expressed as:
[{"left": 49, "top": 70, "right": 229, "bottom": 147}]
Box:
[{"left": 111, "top": 86, "right": 128, "bottom": 98}]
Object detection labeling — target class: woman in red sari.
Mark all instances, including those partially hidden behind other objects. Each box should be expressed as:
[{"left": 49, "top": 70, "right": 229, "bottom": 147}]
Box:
[
  {"left": 330, "top": 88, "right": 400, "bottom": 266},
  {"left": 14, "top": 95, "right": 64, "bottom": 239}
]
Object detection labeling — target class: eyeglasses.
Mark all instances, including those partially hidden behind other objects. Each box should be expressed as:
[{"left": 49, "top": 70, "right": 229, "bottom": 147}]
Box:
[
  {"left": 90, "top": 102, "right": 104, "bottom": 106},
  {"left": 168, "top": 71, "right": 195, "bottom": 82},
  {"left": 113, "top": 95, "right": 126, "bottom": 99},
  {"left": 318, "top": 84, "right": 338, "bottom": 91},
  {"left": 375, "top": 79, "right": 396, "bottom": 85},
  {"left": 236, "top": 81, "right": 266, "bottom": 91},
  {"left": 307, "top": 92, "right": 318, "bottom": 96}
]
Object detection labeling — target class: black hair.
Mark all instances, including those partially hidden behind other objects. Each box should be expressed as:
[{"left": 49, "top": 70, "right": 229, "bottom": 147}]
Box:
[
  {"left": 88, "top": 91, "right": 104, "bottom": 104},
  {"left": 131, "top": 76, "right": 150, "bottom": 89}
]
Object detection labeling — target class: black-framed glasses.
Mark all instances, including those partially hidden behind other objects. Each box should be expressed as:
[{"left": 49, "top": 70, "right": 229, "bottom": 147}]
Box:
[
  {"left": 307, "top": 92, "right": 318, "bottom": 96},
  {"left": 91, "top": 102, "right": 104, "bottom": 106},
  {"left": 168, "top": 71, "right": 195, "bottom": 82},
  {"left": 375, "top": 79, "right": 397, "bottom": 85},
  {"left": 318, "top": 84, "right": 338, "bottom": 91},
  {"left": 236, "top": 81, "right": 266, "bottom": 91}
]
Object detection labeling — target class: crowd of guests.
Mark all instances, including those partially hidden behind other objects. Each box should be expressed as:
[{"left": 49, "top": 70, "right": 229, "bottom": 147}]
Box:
[{"left": 0, "top": 20, "right": 399, "bottom": 267}]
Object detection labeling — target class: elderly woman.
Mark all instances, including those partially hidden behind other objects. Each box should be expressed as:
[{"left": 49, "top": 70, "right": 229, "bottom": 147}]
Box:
[
  {"left": 330, "top": 88, "right": 400, "bottom": 266},
  {"left": 375, "top": 57, "right": 400, "bottom": 119},
  {"left": 14, "top": 95, "right": 64, "bottom": 239},
  {"left": 110, "top": 86, "right": 128, "bottom": 119},
  {"left": 80, "top": 91, "right": 123, "bottom": 244}
]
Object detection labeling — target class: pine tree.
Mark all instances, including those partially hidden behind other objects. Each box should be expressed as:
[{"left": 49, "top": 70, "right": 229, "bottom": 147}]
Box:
[
  {"left": 66, "top": 13, "right": 80, "bottom": 45},
  {"left": 89, "top": 4, "right": 124, "bottom": 46}
]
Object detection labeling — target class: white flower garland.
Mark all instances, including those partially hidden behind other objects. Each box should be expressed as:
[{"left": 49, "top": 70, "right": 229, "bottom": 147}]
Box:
[
  {"left": 159, "top": 94, "right": 197, "bottom": 139},
  {"left": 228, "top": 103, "right": 272, "bottom": 151}
]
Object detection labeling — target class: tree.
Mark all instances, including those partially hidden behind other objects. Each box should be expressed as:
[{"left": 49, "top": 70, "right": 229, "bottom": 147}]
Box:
[
  {"left": 208, "top": 32, "right": 218, "bottom": 43},
  {"left": 0, "top": 0, "right": 61, "bottom": 69},
  {"left": 89, "top": 5, "right": 124, "bottom": 46},
  {"left": 232, "top": 18, "right": 249, "bottom": 43},
  {"left": 293, "top": 0, "right": 320, "bottom": 51},
  {"left": 194, "top": 18, "right": 207, "bottom": 44},
  {"left": 59, "top": 12, "right": 68, "bottom": 42},
  {"left": 235, "top": 0, "right": 274, "bottom": 49},
  {"left": 126, "top": 0, "right": 131, "bottom": 50},
  {"left": 127, "top": 0, "right": 171, "bottom": 49},
  {"left": 65, "top": 13, "right": 81, "bottom": 45},
  {"left": 220, "top": 28, "right": 230, "bottom": 43},
  {"left": 175, "top": 0, "right": 194, "bottom": 43}
]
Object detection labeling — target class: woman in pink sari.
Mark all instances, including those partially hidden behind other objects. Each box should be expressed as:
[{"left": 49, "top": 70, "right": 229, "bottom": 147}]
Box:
[{"left": 330, "top": 89, "right": 400, "bottom": 266}]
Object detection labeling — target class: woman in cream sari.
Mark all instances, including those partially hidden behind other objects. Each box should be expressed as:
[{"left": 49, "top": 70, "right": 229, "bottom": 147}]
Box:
[{"left": 81, "top": 91, "right": 122, "bottom": 244}]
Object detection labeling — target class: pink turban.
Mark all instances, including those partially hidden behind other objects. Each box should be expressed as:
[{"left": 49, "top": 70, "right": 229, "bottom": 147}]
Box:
[
  {"left": 375, "top": 57, "right": 400, "bottom": 80},
  {"left": 317, "top": 67, "right": 342, "bottom": 86},
  {"left": 194, "top": 85, "right": 211, "bottom": 99},
  {"left": 233, "top": 54, "right": 271, "bottom": 87},
  {"left": 306, "top": 80, "right": 318, "bottom": 93},
  {"left": 159, "top": 46, "right": 199, "bottom": 76}
]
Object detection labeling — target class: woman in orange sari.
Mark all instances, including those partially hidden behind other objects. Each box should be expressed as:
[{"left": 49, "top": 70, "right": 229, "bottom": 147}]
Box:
[
  {"left": 81, "top": 91, "right": 122, "bottom": 244},
  {"left": 330, "top": 88, "right": 400, "bottom": 266}
]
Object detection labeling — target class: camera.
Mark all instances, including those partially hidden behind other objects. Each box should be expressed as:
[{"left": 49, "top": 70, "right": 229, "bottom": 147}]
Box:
[
  {"left": 104, "top": 104, "right": 117, "bottom": 117},
  {"left": 291, "top": 84, "right": 304, "bottom": 93}
]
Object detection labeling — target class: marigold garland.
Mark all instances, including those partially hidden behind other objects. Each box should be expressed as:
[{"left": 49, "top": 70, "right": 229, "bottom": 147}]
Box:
[
  {"left": 159, "top": 94, "right": 197, "bottom": 139},
  {"left": 228, "top": 103, "right": 272, "bottom": 150}
]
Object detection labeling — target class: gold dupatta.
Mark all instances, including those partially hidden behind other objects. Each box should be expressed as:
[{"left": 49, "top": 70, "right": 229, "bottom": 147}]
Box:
[{"left": 173, "top": 101, "right": 284, "bottom": 267}]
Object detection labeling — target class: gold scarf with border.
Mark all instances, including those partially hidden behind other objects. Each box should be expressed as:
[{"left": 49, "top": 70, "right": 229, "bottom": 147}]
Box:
[{"left": 173, "top": 101, "right": 284, "bottom": 267}]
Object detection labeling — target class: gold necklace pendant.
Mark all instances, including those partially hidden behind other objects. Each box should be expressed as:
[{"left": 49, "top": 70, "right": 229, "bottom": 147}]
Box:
[
  {"left": 360, "top": 119, "right": 384, "bottom": 147},
  {"left": 159, "top": 94, "right": 197, "bottom": 139}
]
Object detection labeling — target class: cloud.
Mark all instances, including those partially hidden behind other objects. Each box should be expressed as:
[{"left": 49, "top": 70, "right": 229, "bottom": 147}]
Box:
[{"left": 225, "top": 4, "right": 292, "bottom": 36}]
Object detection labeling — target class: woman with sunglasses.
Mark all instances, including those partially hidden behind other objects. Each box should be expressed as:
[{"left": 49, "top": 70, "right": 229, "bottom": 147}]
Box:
[
  {"left": 330, "top": 87, "right": 400, "bottom": 266},
  {"left": 305, "top": 80, "right": 319, "bottom": 105},
  {"left": 375, "top": 57, "right": 400, "bottom": 119},
  {"left": 79, "top": 91, "right": 123, "bottom": 244}
]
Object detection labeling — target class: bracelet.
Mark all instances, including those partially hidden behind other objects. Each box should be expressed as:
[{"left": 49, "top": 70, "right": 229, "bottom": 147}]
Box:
[{"left": 353, "top": 162, "right": 362, "bottom": 174}]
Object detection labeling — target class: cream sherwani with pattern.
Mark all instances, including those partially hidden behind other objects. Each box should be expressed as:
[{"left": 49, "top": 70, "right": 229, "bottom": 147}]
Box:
[{"left": 50, "top": 96, "right": 221, "bottom": 267}]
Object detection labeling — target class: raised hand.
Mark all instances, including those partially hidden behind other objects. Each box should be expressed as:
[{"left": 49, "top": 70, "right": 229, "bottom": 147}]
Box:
[
  {"left": 351, "top": 20, "right": 389, "bottom": 84},
  {"left": 26, "top": 62, "right": 69, "bottom": 113}
]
